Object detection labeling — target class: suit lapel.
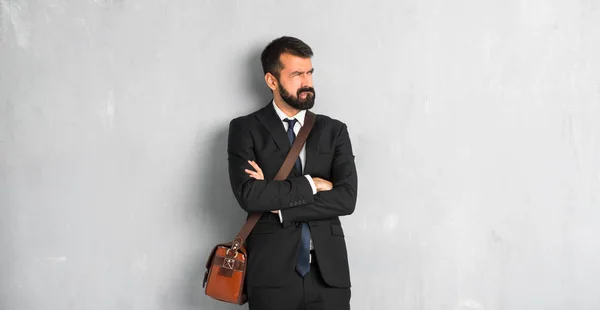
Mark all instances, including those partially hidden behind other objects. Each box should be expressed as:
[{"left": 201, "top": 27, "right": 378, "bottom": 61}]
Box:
[
  {"left": 256, "top": 102, "right": 292, "bottom": 159},
  {"left": 256, "top": 102, "right": 321, "bottom": 177}
]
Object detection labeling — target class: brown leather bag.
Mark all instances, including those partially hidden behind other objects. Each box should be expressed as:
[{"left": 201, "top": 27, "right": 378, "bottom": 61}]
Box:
[{"left": 202, "top": 111, "right": 316, "bottom": 305}]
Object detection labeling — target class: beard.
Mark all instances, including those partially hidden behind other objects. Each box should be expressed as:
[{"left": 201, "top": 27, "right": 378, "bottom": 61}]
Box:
[{"left": 277, "top": 80, "right": 316, "bottom": 110}]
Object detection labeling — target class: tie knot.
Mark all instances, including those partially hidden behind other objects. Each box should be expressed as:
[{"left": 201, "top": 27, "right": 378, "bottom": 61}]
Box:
[{"left": 284, "top": 118, "right": 297, "bottom": 128}]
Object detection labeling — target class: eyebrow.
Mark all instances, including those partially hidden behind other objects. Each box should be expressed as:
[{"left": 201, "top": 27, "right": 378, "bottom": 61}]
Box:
[{"left": 290, "top": 68, "right": 315, "bottom": 76}]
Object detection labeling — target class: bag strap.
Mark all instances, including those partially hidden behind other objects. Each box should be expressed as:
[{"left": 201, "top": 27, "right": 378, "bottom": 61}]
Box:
[{"left": 228, "top": 111, "right": 316, "bottom": 253}]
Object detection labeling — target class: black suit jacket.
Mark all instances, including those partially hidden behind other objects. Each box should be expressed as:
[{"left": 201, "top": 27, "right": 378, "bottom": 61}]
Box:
[{"left": 227, "top": 102, "right": 358, "bottom": 288}]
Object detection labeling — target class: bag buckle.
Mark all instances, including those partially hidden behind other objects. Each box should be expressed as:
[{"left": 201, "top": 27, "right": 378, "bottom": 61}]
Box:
[
  {"left": 223, "top": 247, "right": 238, "bottom": 270},
  {"left": 225, "top": 248, "right": 239, "bottom": 259},
  {"left": 223, "top": 257, "right": 236, "bottom": 270}
]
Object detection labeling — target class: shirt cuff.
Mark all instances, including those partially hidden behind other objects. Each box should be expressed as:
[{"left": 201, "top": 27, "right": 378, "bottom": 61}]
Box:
[
  {"left": 278, "top": 210, "right": 283, "bottom": 223},
  {"left": 305, "top": 175, "right": 317, "bottom": 195}
]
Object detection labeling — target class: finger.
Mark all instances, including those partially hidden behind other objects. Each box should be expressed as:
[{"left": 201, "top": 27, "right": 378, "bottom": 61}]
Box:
[
  {"left": 249, "top": 160, "right": 261, "bottom": 169},
  {"left": 248, "top": 160, "right": 259, "bottom": 170},
  {"left": 245, "top": 170, "right": 264, "bottom": 180},
  {"left": 250, "top": 160, "right": 263, "bottom": 174},
  {"left": 254, "top": 163, "right": 262, "bottom": 174},
  {"left": 247, "top": 160, "right": 256, "bottom": 171}
]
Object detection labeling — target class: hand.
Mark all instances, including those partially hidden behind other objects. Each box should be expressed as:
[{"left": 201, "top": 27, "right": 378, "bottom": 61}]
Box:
[
  {"left": 244, "top": 160, "right": 277, "bottom": 214},
  {"left": 245, "top": 160, "right": 264, "bottom": 180},
  {"left": 312, "top": 177, "right": 333, "bottom": 192}
]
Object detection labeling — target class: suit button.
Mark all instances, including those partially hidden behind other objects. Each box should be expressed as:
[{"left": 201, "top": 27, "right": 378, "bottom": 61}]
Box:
[
  {"left": 289, "top": 203, "right": 293, "bottom": 207},
  {"left": 293, "top": 202, "right": 298, "bottom": 206}
]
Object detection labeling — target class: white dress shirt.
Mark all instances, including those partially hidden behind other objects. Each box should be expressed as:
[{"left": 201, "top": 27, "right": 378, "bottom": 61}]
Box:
[{"left": 272, "top": 100, "right": 316, "bottom": 249}]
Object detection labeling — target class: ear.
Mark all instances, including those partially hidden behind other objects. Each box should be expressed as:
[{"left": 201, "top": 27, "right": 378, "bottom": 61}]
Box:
[{"left": 264, "top": 73, "right": 278, "bottom": 91}]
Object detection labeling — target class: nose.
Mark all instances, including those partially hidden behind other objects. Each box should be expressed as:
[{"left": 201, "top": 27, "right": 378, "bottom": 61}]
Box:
[{"left": 300, "top": 73, "right": 312, "bottom": 88}]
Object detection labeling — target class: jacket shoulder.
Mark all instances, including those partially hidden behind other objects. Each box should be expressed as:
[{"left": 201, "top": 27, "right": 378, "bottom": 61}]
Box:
[
  {"left": 314, "top": 113, "right": 347, "bottom": 132},
  {"left": 229, "top": 108, "right": 263, "bottom": 128}
]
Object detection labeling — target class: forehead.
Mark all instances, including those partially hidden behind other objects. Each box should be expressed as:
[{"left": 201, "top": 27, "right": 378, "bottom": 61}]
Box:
[{"left": 279, "top": 52, "right": 312, "bottom": 73}]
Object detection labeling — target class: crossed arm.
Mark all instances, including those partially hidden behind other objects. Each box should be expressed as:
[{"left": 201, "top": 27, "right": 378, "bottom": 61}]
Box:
[
  {"left": 245, "top": 160, "right": 333, "bottom": 214},
  {"left": 227, "top": 118, "right": 357, "bottom": 225}
]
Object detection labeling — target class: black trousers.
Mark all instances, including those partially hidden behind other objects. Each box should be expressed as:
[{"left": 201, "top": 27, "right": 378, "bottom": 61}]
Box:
[{"left": 247, "top": 253, "right": 351, "bottom": 310}]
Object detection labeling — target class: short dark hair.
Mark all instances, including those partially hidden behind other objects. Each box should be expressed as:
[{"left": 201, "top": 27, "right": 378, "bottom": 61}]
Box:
[{"left": 260, "top": 36, "right": 313, "bottom": 79}]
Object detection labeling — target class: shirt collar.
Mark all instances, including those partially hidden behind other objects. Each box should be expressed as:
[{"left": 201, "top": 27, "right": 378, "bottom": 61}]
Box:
[{"left": 272, "top": 100, "right": 306, "bottom": 126}]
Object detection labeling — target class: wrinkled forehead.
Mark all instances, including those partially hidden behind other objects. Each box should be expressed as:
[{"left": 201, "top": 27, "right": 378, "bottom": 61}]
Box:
[{"left": 278, "top": 53, "right": 313, "bottom": 76}]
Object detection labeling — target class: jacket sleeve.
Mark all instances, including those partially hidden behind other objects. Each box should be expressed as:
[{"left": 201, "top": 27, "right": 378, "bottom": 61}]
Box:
[
  {"left": 227, "top": 117, "right": 315, "bottom": 213},
  {"left": 280, "top": 122, "right": 357, "bottom": 225}
]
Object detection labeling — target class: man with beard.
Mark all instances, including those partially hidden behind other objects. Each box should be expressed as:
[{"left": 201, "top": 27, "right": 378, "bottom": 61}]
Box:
[{"left": 227, "top": 36, "right": 358, "bottom": 310}]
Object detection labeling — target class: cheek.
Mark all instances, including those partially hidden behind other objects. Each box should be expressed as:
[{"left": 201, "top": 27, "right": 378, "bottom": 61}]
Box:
[
  {"left": 306, "top": 75, "right": 314, "bottom": 84},
  {"left": 283, "top": 80, "right": 300, "bottom": 93},
  {"left": 286, "top": 78, "right": 299, "bottom": 86}
]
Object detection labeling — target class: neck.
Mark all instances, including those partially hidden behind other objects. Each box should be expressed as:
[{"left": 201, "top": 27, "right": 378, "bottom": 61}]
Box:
[{"left": 273, "top": 96, "right": 300, "bottom": 118}]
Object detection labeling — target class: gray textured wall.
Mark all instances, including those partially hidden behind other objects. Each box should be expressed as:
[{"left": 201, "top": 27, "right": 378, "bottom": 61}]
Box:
[{"left": 2, "top": 1, "right": 600, "bottom": 309}]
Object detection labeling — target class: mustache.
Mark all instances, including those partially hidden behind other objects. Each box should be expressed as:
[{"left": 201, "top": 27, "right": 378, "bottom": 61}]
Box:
[{"left": 297, "top": 87, "right": 315, "bottom": 96}]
